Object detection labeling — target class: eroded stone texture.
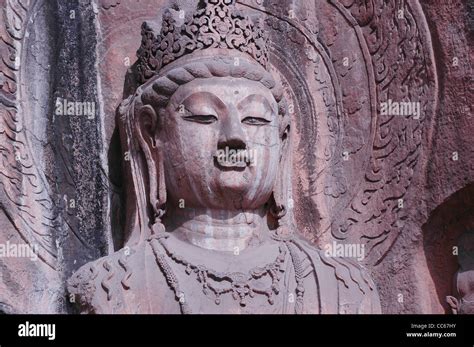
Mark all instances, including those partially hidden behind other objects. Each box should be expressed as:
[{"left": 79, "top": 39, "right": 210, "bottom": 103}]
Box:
[{"left": 0, "top": 0, "right": 109, "bottom": 313}]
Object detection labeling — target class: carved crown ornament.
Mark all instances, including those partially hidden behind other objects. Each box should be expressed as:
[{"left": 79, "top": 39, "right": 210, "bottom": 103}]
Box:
[{"left": 135, "top": 0, "right": 269, "bottom": 84}]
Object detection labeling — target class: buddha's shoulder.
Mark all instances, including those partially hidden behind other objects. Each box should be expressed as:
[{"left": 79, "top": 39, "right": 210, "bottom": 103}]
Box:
[
  {"left": 67, "top": 241, "right": 160, "bottom": 313},
  {"left": 291, "top": 237, "right": 375, "bottom": 287},
  {"left": 289, "top": 236, "right": 382, "bottom": 313}
]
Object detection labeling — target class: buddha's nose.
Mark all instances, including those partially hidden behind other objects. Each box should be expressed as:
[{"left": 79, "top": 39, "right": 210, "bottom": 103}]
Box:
[{"left": 217, "top": 112, "right": 247, "bottom": 151}]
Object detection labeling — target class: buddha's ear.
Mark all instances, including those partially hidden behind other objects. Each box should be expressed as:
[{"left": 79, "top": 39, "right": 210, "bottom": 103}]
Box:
[
  {"left": 136, "top": 104, "right": 159, "bottom": 148},
  {"left": 272, "top": 117, "right": 291, "bottom": 221},
  {"left": 280, "top": 123, "right": 290, "bottom": 161},
  {"left": 135, "top": 104, "right": 166, "bottom": 221}
]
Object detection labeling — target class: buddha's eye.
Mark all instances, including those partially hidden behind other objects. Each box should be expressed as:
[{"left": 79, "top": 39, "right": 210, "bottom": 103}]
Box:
[
  {"left": 183, "top": 114, "right": 218, "bottom": 124},
  {"left": 242, "top": 116, "right": 271, "bottom": 126}
]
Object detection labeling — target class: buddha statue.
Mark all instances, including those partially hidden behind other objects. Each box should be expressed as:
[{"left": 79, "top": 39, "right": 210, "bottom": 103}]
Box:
[
  {"left": 447, "top": 231, "right": 474, "bottom": 314},
  {"left": 67, "top": 0, "right": 381, "bottom": 314}
]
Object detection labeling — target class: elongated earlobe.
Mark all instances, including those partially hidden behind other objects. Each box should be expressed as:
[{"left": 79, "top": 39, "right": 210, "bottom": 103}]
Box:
[
  {"left": 135, "top": 105, "right": 167, "bottom": 230},
  {"left": 271, "top": 117, "right": 291, "bottom": 237}
]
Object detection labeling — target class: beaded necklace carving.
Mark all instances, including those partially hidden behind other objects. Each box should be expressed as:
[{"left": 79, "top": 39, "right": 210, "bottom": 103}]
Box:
[{"left": 149, "top": 234, "right": 301, "bottom": 314}]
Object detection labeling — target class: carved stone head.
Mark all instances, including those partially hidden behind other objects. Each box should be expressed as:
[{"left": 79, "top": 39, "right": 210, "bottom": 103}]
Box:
[
  {"left": 117, "top": 0, "right": 291, "bottom": 246},
  {"left": 446, "top": 231, "right": 474, "bottom": 314}
]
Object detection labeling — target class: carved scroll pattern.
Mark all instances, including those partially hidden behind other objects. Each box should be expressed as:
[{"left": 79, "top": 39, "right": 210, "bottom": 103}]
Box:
[
  {"left": 0, "top": 0, "right": 58, "bottom": 268},
  {"left": 330, "top": 0, "right": 437, "bottom": 264},
  {"left": 239, "top": 0, "right": 436, "bottom": 265}
]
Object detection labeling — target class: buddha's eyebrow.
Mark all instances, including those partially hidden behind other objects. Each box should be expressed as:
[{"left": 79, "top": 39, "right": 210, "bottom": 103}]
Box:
[
  {"left": 237, "top": 94, "right": 275, "bottom": 114},
  {"left": 179, "top": 92, "right": 226, "bottom": 111}
]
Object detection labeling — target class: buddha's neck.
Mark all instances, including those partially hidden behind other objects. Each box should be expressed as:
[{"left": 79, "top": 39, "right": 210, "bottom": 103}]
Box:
[{"left": 164, "top": 207, "right": 269, "bottom": 252}]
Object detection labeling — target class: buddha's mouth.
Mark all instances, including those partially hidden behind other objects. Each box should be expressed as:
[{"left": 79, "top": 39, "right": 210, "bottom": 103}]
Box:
[
  {"left": 213, "top": 148, "right": 253, "bottom": 171},
  {"left": 213, "top": 156, "right": 247, "bottom": 171}
]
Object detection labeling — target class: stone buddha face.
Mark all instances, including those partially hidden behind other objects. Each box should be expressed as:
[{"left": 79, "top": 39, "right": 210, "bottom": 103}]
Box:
[
  {"left": 446, "top": 232, "right": 474, "bottom": 314},
  {"left": 447, "top": 270, "right": 474, "bottom": 314},
  {"left": 140, "top": 76, "right": 284, "bottom": 212}
]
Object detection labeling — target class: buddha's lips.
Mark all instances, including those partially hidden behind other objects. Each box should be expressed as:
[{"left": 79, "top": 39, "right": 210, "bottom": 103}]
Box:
[
  {"left": 215, "top": 159, "right": 247, "bottom": 168},
  {"left": 213, "top": 149, "right": 252, "bottom": 169}
]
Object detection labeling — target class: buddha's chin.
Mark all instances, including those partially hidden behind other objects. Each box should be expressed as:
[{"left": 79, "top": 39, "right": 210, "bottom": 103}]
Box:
[
  {"left": 211, "top": 172, "right": 255, "bottom": 198},
  {"left": 216, "top": 177, "right": 250, "bottom": 193}
]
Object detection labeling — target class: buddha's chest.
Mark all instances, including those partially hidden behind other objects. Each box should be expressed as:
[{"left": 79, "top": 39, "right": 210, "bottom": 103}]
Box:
[
  {"left": 139, "top": 236, "right": 320, "bottom": 314},
  {"left": 159, "top": 260, "right": 297, "bottom": 314}
]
